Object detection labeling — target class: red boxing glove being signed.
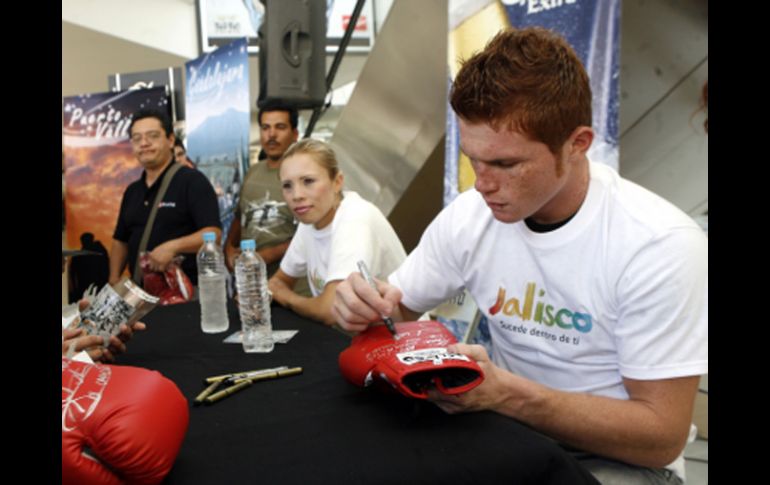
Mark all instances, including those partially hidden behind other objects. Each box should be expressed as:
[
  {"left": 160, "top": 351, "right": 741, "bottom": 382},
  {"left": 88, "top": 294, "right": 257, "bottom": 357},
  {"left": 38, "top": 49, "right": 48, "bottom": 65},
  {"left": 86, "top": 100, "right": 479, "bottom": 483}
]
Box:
[{"left": 339, "top": 320, "right": 484, "bottom": 399}]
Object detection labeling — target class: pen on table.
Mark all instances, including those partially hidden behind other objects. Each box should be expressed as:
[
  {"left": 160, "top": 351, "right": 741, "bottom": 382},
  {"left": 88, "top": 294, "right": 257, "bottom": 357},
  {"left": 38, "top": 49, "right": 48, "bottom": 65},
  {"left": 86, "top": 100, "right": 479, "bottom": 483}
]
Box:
[
  {"left": 357, "top": 260, "right": 398, "bottom": 337},
  {"left": 204, "top": 366, "right": 289, "bottom": 384},
  {"left": 193, "top": 380, "right": 222, "bottom": 406},
  {"left": 231, "top": 366, "right": 303, "bottom": 384},
  {"left": 205, "top": 367, "right": 304, "bottom": 404},
  {"left": 205, "top": 380, "right": 253, "bottom": 404}
]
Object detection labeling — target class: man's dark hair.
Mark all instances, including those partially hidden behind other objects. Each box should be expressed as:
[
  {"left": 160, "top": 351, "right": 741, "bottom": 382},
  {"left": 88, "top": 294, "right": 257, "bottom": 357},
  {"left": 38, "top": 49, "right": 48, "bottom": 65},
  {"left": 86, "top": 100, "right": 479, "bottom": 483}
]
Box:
[
  {"left": 129, "top": 108, "right": 173, "bottom": 137},
  {"left": 257, "top": 103, "right": 299, "bottom": 129},
  {"left": 173, "top": 138, "right": 186, "bottom": 150}
]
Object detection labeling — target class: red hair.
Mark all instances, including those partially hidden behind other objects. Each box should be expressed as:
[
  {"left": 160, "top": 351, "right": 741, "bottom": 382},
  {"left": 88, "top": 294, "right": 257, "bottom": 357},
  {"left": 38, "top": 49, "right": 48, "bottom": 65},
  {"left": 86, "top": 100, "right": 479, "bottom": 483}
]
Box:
[{"left": 450, "top": 27, "right": 592, "bottom": 154}]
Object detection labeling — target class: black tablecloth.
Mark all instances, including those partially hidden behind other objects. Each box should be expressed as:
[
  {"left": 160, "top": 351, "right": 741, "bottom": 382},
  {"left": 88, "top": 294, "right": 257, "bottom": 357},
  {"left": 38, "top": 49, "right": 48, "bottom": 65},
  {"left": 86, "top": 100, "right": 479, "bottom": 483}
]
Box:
[{"left": 118, "top": 300, "right": 598, "bottom": 485}]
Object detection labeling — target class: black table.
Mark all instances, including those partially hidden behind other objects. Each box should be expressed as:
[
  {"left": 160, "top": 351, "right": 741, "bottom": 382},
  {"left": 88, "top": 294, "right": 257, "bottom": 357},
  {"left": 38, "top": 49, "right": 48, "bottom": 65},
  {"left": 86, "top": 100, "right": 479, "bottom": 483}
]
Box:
[{"left": 119, "top": 300, "right": 598, "bottom": 485}]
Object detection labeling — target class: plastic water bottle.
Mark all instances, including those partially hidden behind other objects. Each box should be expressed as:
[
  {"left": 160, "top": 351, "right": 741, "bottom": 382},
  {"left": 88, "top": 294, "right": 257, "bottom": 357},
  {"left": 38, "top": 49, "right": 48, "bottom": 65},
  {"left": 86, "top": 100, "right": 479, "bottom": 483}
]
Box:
[
  {"left": 234, "top": 239, "right": 274, "bottom": 352},
  {"left": 196, "top": 232, "right": 229, "bottom": 333}
]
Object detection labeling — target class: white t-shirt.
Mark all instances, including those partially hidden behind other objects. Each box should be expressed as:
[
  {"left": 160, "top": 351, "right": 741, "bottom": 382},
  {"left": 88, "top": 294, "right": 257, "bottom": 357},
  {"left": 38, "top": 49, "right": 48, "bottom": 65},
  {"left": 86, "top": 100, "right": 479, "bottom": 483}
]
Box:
[
  {"left": 390, "top": 162, "right": 707, "bottom": 480},
  {"left": 281, "top": 191, "right": 407, "bottom": 296}
]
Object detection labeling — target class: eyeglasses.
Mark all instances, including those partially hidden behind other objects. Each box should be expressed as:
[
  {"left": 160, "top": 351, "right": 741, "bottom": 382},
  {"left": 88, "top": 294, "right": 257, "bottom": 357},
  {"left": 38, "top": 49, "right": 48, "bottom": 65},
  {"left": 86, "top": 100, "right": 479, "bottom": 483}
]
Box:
[{"left": 130, "top": 131, "right": 164, "bottom": 144}]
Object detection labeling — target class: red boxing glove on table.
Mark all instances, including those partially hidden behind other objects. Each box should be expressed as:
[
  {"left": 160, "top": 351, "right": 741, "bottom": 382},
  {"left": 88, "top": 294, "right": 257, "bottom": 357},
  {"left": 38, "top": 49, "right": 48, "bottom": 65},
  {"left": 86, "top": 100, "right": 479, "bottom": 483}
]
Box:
[
  {"left": 339, "top": 320, "right": 484, "bottom": 399},
  {"left": 62, "top": 358, "right": 189, "bottom": 485}
]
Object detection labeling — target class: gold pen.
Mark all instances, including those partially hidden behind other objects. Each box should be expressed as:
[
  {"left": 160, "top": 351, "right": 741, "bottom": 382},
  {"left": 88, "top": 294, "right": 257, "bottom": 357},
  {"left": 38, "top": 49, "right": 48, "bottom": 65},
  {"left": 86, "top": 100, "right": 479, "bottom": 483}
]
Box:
[
  {"left": 205, "top": 380, "right": 253, "bottom": 404},
  {"left": 232, "top": 366, "right": 303, "bottom": 384},
  {"left": 204, "top": 366, "right": 289, "bottom": 384},
  {"left": 193, "top": 380, "right": 223, "bottom": 406},
  {"left": 205, "top": 367, "right": 304, "bottom": 404}
]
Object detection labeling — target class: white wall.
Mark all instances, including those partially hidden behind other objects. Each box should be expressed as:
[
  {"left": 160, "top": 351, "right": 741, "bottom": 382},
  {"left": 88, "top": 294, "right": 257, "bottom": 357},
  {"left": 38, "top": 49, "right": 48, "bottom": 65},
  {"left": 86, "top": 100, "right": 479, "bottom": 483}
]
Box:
[
  {"left": 62, "top": 0, "right": 708, "bottom": 217},
  {"left": 63, "top": 0, "right": 198, "bottom": 59}
]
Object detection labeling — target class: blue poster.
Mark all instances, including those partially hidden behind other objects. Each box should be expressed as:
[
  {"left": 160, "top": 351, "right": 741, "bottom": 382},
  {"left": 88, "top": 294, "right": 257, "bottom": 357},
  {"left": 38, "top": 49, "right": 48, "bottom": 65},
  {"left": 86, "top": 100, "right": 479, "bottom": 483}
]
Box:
[
  {"left": 185, "top": 38, "right": 251, "bottom": 244},
  {"left": 502, "top": 0, "right": 620, "bottom": 170}
]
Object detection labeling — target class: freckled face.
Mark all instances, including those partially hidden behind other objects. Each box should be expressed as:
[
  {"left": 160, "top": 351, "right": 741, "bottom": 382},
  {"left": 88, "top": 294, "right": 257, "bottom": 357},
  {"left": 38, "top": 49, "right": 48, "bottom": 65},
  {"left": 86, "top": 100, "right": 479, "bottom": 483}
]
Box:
[
  {"left": 279, "top": 153, "right": 343, "bottom": 229},
  {"left": 459, "top": 119, "right": 569, "bottom": 224}
]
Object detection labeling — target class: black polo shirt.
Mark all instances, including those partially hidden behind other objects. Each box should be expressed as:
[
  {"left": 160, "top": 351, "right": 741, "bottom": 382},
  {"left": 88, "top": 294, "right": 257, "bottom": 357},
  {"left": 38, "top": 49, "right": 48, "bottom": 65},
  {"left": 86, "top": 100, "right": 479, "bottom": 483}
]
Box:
[{"left": 113, "top": 162, "right": 221, "bottom": 285}]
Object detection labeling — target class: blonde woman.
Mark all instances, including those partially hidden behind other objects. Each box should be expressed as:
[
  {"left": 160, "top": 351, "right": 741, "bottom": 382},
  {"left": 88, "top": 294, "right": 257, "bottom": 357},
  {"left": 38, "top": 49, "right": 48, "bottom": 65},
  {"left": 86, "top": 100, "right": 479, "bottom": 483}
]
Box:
[{"left": 268, "top": 139, "right": 406, "bottom": 326}]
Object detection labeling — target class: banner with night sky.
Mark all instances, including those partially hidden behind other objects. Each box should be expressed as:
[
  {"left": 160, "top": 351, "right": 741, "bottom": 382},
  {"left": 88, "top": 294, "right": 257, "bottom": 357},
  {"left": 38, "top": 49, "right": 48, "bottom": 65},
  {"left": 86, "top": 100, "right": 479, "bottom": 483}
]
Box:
[{"left": 62, "top": 87, "right": 171, "bottom": 259}]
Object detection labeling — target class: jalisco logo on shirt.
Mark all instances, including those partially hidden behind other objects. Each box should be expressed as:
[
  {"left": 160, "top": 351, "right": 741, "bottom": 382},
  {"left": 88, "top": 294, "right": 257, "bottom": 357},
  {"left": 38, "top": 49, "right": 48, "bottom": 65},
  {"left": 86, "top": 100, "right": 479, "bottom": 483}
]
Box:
[
  {"left": 158, "top": 202, "right": 176, "bottom": 208},
  {"left": 309, "top": 269, "right": 325, "bottom": 294},
  {"left": 488, "top": 283, "right": 593, "bottom": 333}
]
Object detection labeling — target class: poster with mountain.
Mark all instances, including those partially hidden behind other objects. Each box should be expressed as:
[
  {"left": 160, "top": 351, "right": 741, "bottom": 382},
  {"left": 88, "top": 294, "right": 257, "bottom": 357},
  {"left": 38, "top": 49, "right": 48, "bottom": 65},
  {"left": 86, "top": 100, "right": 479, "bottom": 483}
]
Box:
[
  {"left": 185, "top": 37, "right": 251, "bottom": 244},
  {"left": 62, "top": 87, "right": 171, "bottom": 262}
]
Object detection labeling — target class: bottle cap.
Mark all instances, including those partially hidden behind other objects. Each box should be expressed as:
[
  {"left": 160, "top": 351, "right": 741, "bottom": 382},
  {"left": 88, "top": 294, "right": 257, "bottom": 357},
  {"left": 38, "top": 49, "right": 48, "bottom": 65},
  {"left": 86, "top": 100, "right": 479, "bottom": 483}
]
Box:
[
  {"left": 240, "top": 239, "right": 256, "bottom": 250},
  {"left": 202, "top": 232, "right": 216, "bottom": 242}
]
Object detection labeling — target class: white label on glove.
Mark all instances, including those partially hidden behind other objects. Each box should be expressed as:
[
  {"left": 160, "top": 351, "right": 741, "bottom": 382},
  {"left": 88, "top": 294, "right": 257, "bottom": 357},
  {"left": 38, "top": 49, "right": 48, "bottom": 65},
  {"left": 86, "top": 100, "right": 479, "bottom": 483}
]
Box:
[{"left": 396, "top": 348, "right": 471, "bottom": 366}]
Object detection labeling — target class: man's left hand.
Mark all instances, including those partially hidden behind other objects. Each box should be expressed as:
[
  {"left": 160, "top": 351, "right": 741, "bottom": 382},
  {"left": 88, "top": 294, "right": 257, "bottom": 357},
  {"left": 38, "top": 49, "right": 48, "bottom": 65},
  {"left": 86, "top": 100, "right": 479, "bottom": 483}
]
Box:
[
  {"left": 427, "top": 343, "right": 517, "bottom": 414},
  {"left": 148, "top": 242, "right": 176, "bottom": 272}
]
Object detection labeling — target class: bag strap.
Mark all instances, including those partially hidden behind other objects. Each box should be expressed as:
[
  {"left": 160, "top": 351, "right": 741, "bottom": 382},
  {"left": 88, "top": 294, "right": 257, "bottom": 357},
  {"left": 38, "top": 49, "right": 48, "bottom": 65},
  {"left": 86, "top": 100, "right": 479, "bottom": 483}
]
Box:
[{"left": 132, "top": 163, "right": 184, "bottom": 284}]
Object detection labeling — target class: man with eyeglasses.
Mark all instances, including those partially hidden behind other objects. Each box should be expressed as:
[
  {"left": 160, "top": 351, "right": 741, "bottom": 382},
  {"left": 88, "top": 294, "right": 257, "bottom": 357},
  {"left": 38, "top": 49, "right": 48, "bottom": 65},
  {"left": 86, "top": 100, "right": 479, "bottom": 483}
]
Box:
[{"left": 109, "top": 109, "right": 220, "bottom": 287}]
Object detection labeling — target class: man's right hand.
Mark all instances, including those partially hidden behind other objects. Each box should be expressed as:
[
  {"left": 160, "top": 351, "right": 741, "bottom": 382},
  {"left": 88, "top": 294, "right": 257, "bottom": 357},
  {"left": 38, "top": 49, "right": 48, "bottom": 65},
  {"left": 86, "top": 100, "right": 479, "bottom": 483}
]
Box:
[
  {"left": 62, "top": 328, "right": 105, "bottom": 360},
  {"left": 225, "top": 244, "right": 240, "bottom": 273},
  {"left": 332, "top": 272, "right": 403, "bottom": 333},
  {"left": 66, "top": 299, "right": 147, "bottom": 363},
  {"left": 224, "top": 215, "right": 242, "bottom": 273}
]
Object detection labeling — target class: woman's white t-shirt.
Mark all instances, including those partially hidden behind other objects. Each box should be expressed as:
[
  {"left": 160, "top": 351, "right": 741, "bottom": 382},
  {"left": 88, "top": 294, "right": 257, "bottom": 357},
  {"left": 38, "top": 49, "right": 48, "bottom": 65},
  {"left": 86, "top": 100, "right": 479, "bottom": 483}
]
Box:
[{"left": 281, "top": 191, "right": 407, "bottom": 296}]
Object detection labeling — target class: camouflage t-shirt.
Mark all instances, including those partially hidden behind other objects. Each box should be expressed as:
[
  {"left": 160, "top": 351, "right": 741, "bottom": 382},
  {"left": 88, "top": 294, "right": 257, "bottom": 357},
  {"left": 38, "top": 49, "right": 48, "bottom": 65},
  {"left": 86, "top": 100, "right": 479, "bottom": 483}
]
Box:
[{"left": 239, "top": 161, "right": 297, "bottom": 249}]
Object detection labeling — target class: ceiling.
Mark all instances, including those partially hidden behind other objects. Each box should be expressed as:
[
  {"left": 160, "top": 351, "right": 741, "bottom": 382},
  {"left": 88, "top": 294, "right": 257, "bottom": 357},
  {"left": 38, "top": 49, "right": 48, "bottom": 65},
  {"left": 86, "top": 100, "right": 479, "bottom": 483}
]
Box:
[
  {"left": 63, "top": 18, "right": 369, "bottom": 147},
  {"left": 63, "top": 21, "right": 188, "bottom": 99},
  {"left": 62, "top": 0, "right": 707, "bottom": 216}
]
